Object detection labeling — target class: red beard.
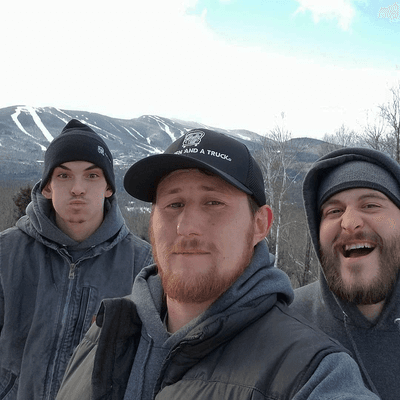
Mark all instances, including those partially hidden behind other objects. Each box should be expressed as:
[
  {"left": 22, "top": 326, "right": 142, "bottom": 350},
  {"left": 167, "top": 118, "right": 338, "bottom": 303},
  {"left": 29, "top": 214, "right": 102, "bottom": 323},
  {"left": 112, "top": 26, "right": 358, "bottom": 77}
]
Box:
[{"left": 150, "top": 228, "right": 255, "bottom": 304}]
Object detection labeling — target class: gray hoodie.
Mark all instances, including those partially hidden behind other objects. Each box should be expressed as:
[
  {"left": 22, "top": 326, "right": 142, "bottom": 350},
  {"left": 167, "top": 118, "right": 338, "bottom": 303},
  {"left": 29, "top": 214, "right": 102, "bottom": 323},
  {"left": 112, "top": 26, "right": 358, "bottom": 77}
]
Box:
[
  {"left": 116, "top": 241, "right": 378, "bottom": 400},
  {"left": 291, "top": 147, "right": 400, "bottom": 400},
  {"left": 0, "top": 182, "right": 152, "bottom": 400}
]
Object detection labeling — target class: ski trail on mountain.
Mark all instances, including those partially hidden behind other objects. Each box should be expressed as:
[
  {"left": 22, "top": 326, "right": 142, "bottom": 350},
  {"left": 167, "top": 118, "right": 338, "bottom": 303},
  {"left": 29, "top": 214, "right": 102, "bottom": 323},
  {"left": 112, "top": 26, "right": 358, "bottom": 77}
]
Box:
[
  {"left": 11, "top": 107, "right": 35, "bottom": 138},
  {"left": 26, "top": 106, "right": 54, "bottom": 142}
]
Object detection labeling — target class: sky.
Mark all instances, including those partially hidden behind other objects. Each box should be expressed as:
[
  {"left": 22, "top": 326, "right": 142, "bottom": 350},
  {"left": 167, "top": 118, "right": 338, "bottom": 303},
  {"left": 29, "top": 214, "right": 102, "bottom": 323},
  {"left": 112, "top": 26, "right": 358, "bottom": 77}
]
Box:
[{"left": 0, "top": 0, "right": 399, "bottom": 139}]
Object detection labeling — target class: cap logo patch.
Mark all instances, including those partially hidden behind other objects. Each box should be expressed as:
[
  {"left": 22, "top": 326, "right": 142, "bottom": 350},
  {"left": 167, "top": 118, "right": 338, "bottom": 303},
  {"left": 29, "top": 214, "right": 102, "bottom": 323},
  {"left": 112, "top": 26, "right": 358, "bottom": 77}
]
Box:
[{"left": 182, "top": 130, "right": 205, "bottom": 148}]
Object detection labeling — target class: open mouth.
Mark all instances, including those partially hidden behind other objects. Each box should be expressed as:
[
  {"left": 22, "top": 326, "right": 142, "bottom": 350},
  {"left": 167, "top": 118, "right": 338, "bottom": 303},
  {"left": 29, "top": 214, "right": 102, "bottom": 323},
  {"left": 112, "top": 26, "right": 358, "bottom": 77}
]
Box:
[{"left": 342, "top": 243, "right": 375, "bottom": 258}]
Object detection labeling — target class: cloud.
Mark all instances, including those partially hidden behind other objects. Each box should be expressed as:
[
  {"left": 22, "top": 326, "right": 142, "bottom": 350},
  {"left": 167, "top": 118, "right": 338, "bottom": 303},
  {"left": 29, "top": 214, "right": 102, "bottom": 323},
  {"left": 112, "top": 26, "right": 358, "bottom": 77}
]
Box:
[
  {"left": 294, "top": 0, "right": 359, "bottom": 30},
  {"left": 0, "top": 0, "right": 398, "bottom": 140}
]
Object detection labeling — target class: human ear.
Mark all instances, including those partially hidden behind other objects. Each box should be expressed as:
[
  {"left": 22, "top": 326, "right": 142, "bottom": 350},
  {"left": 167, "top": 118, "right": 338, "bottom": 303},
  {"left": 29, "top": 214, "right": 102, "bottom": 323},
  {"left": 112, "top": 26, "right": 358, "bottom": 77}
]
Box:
[
  {"left": 252, "top": 205, "right": 274, "bottom": 246},
  {"left": 105, "top": 186, "right": 113, "bottom": 198},
  {"left": 41, "top": 182, "right": 53, "bottom": 199}
]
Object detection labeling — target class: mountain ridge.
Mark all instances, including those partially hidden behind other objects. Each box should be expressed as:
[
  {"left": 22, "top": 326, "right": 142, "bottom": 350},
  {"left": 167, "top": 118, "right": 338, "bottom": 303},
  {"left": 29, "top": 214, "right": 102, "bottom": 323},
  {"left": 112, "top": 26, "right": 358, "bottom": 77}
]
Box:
[{"left": 0, "top": 105, "right": 327, "bottom": 189}]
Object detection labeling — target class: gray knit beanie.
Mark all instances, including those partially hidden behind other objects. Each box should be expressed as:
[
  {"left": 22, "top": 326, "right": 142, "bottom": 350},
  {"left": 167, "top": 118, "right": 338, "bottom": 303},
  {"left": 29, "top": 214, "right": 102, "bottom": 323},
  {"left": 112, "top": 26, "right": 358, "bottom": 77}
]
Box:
[
  {"left": 40, "top": 119, "right": 115, "bottom": 193},
  {"left": 303, "top": 147, "right": 400, "bottom": 258},
  {"left": 317, "top": 160, "right": 400, "bottom": 210}
]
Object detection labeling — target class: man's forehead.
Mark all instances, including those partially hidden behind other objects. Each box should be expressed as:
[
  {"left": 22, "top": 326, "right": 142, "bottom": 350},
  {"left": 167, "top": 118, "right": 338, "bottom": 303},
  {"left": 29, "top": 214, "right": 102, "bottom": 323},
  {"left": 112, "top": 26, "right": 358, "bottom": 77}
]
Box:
[
  {"left": 55, "top": 161, "right": 99, "bottom": 171},
  {"left": 157, "top": 168, "right": 240, "bottom": 195}
]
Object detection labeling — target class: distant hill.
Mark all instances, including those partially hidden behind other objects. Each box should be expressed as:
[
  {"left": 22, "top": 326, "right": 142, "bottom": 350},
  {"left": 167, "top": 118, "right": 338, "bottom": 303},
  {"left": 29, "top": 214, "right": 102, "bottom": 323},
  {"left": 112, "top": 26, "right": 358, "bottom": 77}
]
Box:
[{"left": 0, "top": 105, "right": 332, "bottom": 193}]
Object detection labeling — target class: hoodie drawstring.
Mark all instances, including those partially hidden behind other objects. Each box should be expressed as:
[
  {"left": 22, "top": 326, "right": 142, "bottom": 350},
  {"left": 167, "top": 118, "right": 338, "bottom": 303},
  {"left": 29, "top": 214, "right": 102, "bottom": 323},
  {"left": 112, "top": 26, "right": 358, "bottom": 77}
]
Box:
[
  {"left": 394, "top": 318, "right": 400, "bottom": 335},
  {"left": 343, "top": 312, "right": 380, "bottom": 397}
]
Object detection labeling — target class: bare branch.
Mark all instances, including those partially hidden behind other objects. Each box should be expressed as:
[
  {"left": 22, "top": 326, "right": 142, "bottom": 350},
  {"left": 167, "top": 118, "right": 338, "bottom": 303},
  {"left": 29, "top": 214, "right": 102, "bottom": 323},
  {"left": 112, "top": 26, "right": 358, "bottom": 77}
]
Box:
[{"left": 378, "top": 82, "right": 400, "bottom": 162}]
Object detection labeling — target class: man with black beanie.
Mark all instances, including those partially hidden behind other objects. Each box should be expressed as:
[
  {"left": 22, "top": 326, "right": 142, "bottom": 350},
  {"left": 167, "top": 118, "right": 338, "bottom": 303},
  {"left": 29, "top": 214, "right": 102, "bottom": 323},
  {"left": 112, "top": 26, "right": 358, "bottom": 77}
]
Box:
[
  {"left": 0, "top": 119, "right": 152, "bottom": 399},
  {"left": 291, "top": 147, "right": 400, "bottom": 400}
]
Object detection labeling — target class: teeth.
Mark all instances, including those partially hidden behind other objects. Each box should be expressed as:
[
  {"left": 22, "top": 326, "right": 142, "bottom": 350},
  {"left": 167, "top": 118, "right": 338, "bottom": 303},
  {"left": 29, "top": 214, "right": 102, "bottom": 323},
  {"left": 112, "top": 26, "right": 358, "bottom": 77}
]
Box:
[{"left": 344, "top": 243, "right": 373, "bottom": 251}]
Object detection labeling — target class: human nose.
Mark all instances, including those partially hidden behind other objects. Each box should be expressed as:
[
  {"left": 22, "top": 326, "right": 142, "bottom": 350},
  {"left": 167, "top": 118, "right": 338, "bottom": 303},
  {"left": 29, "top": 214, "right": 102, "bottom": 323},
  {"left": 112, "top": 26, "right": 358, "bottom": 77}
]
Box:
[
  {"left": 341, "top": 208, "right": 363, "bottom": 232},
  {"left": 176, "top": 206, "right": 203, "bottom": 236},
  {"left": 71, "top": 178, "right": 86, "bottom": 196}
]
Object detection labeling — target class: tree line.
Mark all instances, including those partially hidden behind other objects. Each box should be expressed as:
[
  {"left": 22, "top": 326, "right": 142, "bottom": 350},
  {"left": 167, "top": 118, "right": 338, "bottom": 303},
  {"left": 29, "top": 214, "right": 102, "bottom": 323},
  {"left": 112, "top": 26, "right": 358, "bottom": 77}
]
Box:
[{"left": 323, "top": 81, "right": 400, "bottom": 159}]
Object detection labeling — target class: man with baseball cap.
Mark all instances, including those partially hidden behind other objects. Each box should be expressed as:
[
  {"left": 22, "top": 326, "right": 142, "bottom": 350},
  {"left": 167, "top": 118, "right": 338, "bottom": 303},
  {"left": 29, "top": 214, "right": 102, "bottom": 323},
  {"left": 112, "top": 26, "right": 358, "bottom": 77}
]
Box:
[
  {"left": 0, "top": 119, "right": 152, "bottom": 399},
  {"left": 291, "top": 147, "right": 400, "bottom": 399},
  {"left": 57, "top": 129, "right": 379, "bottom": 400}
]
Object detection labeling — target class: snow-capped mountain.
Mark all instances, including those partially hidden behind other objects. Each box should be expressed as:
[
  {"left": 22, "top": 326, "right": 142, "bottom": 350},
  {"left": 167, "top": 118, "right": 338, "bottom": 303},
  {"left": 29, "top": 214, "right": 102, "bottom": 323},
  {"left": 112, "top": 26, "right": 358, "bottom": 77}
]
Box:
[{"left": 0, "top": 105, "right": 264, "bottom": 188}]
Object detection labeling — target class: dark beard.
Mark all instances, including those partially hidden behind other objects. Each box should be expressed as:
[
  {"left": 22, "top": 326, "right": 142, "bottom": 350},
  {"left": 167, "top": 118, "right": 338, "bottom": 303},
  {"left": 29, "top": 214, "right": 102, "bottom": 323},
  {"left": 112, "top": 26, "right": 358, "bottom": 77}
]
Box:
[{"left": 320, "top": 233, "right": 400, "bottom": 305}]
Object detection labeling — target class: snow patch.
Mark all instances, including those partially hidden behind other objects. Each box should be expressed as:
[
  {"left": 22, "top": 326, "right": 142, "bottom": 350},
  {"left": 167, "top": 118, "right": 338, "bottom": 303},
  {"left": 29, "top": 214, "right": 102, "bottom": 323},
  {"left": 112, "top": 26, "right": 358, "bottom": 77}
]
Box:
[
  {"left": 12, "top": 106, "right": 54, "bottom": 142},
  {"left": 148, "top": 116, "right": 176, "bottom": 142},
  {"left": 123, "top": 126, "right": 144, "bottom": 139},
  {"left": 135, "top": 142, "right": 162, "bottom": 154},
  {"left": 11, "top": 107, "right": 36, "bottom": 139},
  {"left": 10, "top": 107, "right": 51, "bottom": 150},
  {"left": 26, "top": 106, "right": 54, "bottom": 142},
  {"left": 126, "top": 205, "right": 151, "bottom": 213},
  {"left": 234, "top": 133, "right": 252, "bottom": 141},
  {"left": 53, "top": 108, "right": 73, "bottom": 124}
]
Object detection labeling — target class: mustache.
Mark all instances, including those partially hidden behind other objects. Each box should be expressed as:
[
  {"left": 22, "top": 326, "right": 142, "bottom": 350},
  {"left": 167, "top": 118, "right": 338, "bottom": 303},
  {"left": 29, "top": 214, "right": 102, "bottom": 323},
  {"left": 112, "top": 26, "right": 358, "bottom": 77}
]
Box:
[
  {"left": 169, "top": 238, "right": 218, "bottom": 254},
  {"left": 331, "top": 231, "right": 383, "bottom": 248}
]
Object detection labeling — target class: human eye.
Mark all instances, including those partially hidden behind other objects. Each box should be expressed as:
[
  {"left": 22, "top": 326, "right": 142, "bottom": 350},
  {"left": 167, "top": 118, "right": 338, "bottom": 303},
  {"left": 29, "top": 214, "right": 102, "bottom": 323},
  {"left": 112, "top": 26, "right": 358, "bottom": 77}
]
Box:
[
  {"left": 322, "top": 207, "right": 342, "bottom": 219},
  {"left": 57, "top": 172, "right": 69, "bottom": 179},
  {"left": 167, "top": 202, "right": 184, "bottom": 209},
  {"left": 88, "top": 173, "right": 100, "bottom": 179},
  {"left": 363, "top": 202, "right": 380, "bottom": 210},
  {"left": 206, "top": 200, "right": 223, "bottom": 206}
]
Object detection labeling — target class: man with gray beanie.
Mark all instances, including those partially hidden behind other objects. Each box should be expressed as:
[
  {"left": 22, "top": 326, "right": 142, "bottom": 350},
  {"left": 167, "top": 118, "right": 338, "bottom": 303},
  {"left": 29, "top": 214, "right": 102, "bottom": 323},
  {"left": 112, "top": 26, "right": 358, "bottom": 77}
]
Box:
[
  {"left": 57, "top": 129, "right": 379, "bottom": 400},
  {"left": 291, "top": 147, "right": 400, "bottom": 400},
  {"left": 0, "top": 119, "right": 152, "bottom": 399}
]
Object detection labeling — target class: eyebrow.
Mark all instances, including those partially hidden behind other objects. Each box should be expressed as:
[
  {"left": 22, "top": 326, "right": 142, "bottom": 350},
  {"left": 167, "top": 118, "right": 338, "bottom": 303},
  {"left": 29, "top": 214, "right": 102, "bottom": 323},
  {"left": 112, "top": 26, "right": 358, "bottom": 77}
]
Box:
[
  {"left": 358, "top": 192, "right": 389, "bottom": 201},
  {"left": 321, "top": 191, "right": 389, "bottom": 210},
  {"left": 56, "top": 163, "right": 99, "bottom": 171},
  {"left": 159, "top": 184, "right": 229, "bottom": 197}
]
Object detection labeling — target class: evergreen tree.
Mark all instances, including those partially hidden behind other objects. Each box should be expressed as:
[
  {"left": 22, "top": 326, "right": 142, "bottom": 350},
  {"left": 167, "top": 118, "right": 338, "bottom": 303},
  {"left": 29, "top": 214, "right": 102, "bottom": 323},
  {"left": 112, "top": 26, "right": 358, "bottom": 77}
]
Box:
[{"left": 13, "top": 185, "right": 32, "bottom": 221}]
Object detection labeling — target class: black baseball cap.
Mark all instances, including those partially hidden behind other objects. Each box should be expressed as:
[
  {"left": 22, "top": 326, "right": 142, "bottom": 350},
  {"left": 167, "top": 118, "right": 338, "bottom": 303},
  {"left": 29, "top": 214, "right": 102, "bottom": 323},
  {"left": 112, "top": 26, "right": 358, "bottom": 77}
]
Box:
[{"left": 124, "top": 128, "right": 266, "bottom": 206}]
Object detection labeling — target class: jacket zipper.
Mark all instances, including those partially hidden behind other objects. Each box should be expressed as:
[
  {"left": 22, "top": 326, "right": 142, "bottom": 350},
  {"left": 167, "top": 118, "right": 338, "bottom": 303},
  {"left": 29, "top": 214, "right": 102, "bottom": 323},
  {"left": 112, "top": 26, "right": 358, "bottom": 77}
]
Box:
[
  {"left": 69, "top": 262, "right": 76, "bottom": 279},
  {"left": 44, "top": 255, "right": 80, "bottom": 399},
  {"left": 72, "top": 287, "right": 91, "bottom": 348}
]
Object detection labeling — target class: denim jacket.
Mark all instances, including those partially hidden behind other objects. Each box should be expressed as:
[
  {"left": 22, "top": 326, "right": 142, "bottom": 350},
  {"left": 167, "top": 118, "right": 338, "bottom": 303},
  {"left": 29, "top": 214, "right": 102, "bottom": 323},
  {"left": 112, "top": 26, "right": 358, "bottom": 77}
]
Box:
[{"left": 0, "top": 182, "right": 152, "bottom": 399}]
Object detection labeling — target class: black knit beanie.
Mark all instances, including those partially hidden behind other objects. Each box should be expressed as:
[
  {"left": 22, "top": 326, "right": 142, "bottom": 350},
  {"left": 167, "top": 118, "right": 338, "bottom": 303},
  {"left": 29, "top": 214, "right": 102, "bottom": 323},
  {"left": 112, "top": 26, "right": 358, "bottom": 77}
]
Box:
[{"left": 40, "top": 119, "right": 115, "bottom": 193}]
